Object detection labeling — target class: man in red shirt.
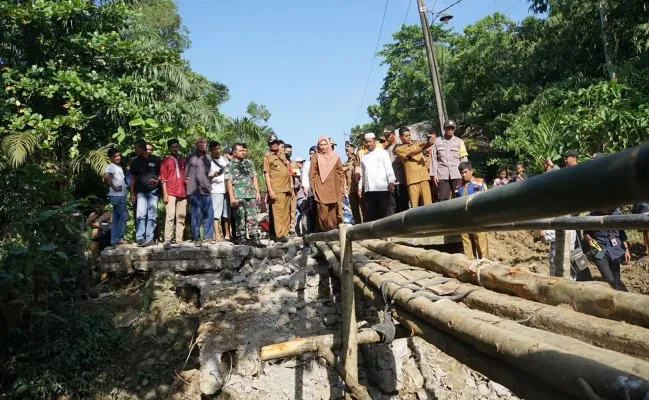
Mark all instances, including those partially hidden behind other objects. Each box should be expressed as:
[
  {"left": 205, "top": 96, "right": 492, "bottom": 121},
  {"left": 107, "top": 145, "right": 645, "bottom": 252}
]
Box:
[{"left": 160, "top": 139, "right": 187, "bottom": 248}]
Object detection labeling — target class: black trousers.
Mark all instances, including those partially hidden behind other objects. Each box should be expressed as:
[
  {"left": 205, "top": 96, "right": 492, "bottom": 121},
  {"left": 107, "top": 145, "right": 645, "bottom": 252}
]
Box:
[
  {"left": 391, "top": 183, "right": 410, "bottom": 213},
  {"left": 437, "top": 178, "right": 461, "bottom": 201},
  {"left": 593, "top": 255, "right": 623, "bottom": 290},
  {"left": 365, "top": 191, "right": 394, "bottom": 222}
]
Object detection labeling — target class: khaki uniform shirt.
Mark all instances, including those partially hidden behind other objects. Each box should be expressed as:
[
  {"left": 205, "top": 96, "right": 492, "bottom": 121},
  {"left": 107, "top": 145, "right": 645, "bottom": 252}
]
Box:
[
  {"left": 395, "top": 143, "right": 430, "bottom": 185},
  {"left": 384, "top": 142, "right": 406, "bottom": 185},
  {"left": 263, "top": 152, "right": 291, "bottom": 193},
  {"left": 430, "top": 135, "right": 469, "bottom": 180},
  {"left": 343, "top": 156, "right": 360, "bottom": 190}
]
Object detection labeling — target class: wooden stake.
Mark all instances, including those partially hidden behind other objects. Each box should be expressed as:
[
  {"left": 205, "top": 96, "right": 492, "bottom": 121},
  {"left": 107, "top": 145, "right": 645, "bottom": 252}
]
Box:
[
  {"left": 339, "top": 223, "right": 357, "bottom": 400},
  {"left": 260, "top": 328, "right": 411, "bottom": 361},
  {"left": 552, "top": 230, "right": 572, "bottom": 278},
  {"left": 316, "top": 341, "right": 372, "bottom": 400}
]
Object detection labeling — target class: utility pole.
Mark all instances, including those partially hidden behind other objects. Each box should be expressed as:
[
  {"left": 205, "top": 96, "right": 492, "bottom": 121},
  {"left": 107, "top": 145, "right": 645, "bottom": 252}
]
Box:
[
  {"left": 598, "top": 0, "right": 613, "bottom": 78},
  {"left": 417, "top": 0, "right": 447, "bottom": 132}
]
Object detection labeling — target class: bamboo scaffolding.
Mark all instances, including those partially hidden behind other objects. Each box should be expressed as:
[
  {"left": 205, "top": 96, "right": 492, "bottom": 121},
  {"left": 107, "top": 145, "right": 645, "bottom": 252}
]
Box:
[
  {"left": 314, "top": 242, "right": 572, "bottom": 400},
  {"left": 323, "top": 243, "right": 649, "bottom": 399},
  {"left": 357, "top": 239, "right": 649, "bottom": 328},
  {"left": 333, "top": 242, "right": 649, "bottom": 360}
]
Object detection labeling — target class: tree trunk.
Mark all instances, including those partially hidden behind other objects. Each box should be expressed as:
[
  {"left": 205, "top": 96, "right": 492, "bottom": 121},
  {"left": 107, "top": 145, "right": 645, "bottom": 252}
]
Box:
[{"left": 357, "top": 239, "right": 649, "bottom": 328}]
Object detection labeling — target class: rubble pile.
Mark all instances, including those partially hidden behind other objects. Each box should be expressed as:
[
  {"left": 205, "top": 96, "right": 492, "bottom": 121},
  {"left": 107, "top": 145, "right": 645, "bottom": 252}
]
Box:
[{"left": 100, "top": 242, "right": 520, "bottom": 399}]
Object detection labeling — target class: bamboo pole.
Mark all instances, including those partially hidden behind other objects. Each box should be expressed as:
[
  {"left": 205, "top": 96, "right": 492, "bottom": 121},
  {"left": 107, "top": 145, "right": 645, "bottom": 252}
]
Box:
[
  {"left": 348, "top": 144, "right": 649, "bottom": 240},
  {"left": 357, "top": 239, "right": 649, "bottom": 328},
  {"left": 260, "top": 327, "right": 412, "bottom": 361},
  {"left": 397, "top": 214, "right": 649, "bottom": 238},
  {"left": 339, "top": 224, "right": 357, "bottom": 400},
  {"left": 350, "top": 273, "right": 573, "bottom": 400},
  {"left": 344, "top": 247, "right": 649, "bottom": 398},
  {"left": 318, "top": 241, "right": 571, "bottom": 399},
  {"left": 315, "top": 341, "right": 372, "bottom": 400},
  {"left": 334, "top": 242, "right": 649, "bottom": 360}
]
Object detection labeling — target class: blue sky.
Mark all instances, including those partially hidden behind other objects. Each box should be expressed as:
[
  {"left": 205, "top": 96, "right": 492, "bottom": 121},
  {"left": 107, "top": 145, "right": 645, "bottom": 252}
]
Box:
[{"left": 177, "top": 0, "right": 534, "bottom": 159}]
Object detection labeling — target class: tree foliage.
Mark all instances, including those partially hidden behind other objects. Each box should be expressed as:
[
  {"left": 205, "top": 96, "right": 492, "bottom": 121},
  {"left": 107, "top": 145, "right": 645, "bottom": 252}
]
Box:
[
  {"left": 360, "top": 0, "right": 649, "bottom": 171},
  {"left": 0, "top": 0, "right": 229, "bottom": 188}
]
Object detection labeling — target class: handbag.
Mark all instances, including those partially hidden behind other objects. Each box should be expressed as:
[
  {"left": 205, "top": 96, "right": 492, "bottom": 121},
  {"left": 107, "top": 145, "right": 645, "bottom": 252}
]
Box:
[{"left": 570, "top": 234, "right": 589, "bottom": 272}]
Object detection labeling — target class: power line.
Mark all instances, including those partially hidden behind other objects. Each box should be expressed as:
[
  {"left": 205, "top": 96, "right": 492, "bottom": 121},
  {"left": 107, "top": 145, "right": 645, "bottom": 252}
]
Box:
[
  {"left": 403, "top": 0, "right": 413, "bottom": 25},
  {"left": 429, "top": 0, "right": 464, "bottom": 21},
  {"left": 352, "top": 0, "right": 390, "bottom": 129}
]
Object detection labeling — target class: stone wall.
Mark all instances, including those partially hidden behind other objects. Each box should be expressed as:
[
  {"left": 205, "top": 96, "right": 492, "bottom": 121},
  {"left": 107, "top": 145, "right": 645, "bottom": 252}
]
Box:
[{"left": 98, "top": 242, "right": 290, "bottom": 274}]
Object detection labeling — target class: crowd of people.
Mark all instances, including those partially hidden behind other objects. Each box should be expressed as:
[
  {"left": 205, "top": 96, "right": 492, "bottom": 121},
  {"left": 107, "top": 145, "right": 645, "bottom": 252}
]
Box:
[{"left": 92, "top": 121, "right": 648, "bottom": 291}]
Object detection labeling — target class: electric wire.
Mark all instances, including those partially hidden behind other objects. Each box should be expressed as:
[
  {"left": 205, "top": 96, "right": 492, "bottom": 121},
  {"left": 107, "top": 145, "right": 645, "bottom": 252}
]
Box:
[
  {"left": 403, "top": 0, "right": 413, "bottom": 26},
  {"left": 429, "top": 0, "right": 464, "bottom": 21},
  {"left": 352, "top": 0, "right": 390, "bottom": 129}
]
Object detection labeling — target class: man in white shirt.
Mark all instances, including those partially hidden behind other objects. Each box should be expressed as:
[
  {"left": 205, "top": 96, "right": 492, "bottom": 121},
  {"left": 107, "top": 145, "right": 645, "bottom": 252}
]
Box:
[
  {"left": 104, "top": 148, "right": 128, "bottom": 246},
  {"left": 208, "top": 141, "right": 231, "bottom": 241},
  {"left": 359, "top": 133, "right": 396, "bottom": 222}
]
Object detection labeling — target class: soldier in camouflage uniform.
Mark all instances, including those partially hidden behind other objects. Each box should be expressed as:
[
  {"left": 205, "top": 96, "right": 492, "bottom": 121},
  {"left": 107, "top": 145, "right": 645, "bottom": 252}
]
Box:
[{"left": 226, "top": 143, "right": 264, "bottom": 247}]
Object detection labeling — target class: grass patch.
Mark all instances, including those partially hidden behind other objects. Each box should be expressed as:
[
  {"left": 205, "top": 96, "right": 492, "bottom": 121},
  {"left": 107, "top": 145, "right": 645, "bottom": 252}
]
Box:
[{"left": 1, "top": 302, "right": 124, "bottom": 399}]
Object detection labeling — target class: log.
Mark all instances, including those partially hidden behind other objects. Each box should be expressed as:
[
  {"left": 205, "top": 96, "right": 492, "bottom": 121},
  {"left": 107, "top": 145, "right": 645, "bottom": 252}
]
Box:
[
  {"left": 357, "top": 239, "right": 649, "bottom": 328},
  {"left": 315, "top": 341, "right": 372, "bottom": 400},
  {"left": 330, "top": 242, "right": 649, "bottom": 377},
  {"left": 321, "top": 242, "right": 649, "bottom": 399},
  {"left": 344, "top": 243, "right": 649, "bottom": 361},
  {"left": 351, "top": 274, "right": 573, "bottom": 400},
  {"left": 259, "top": 327, "right": 412, "bottom": 361}
]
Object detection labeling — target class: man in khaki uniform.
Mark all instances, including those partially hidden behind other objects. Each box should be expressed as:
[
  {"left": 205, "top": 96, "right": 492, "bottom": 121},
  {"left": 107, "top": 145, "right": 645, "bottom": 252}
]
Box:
[
  {"left": 395, "top": 126, "right": 434, "bottom": 208},
  {"left": 382, "top": 126, "right": 409, "bottom": 213},
  {"left": 263, "top": 134, "right": 292, "bottom": 243},
  {"left": 343, "top": 141, "right": 362, "bottom": 224}
]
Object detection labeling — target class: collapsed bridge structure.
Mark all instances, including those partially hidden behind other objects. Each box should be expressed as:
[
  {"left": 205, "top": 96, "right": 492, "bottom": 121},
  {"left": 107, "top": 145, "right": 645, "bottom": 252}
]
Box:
[
  {"left": 292, "top": 144, "right": 649, "bottom": 399},
  {"left": 98, "top": 144, "right": 649, "bottom": 399}
]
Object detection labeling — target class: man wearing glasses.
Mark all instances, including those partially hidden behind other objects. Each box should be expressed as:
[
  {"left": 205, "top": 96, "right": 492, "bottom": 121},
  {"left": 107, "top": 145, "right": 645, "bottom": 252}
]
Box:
[{"left": 430, "top": 120, "right": 469, "bottom": 201}]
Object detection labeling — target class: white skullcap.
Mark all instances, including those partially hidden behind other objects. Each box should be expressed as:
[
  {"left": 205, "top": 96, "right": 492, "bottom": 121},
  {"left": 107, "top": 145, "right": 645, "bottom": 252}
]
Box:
[{"left": 364, "top": 132, "right": 376, "bottom": 140}]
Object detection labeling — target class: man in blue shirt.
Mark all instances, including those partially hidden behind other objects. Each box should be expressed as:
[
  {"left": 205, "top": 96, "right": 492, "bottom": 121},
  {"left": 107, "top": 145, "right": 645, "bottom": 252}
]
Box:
[{"left": 455, "top": 162, "right": 489, "bottom": 260}]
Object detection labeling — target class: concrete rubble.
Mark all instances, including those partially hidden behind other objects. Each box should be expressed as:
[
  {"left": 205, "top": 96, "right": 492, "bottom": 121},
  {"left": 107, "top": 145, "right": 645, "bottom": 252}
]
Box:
[{"left": 100, "top": 241, "right": 521, "bottom": 399}]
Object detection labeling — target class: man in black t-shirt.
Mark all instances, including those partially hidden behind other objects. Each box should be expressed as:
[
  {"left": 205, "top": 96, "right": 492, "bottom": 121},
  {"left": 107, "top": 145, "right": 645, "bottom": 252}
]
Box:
[{"left": 130, "top": 139, "right": 161, "bottom": 247}]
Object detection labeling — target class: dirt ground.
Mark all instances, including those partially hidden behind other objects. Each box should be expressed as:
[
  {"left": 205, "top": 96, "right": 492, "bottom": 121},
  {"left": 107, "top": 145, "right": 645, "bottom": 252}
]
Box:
[
  {"left": 487, "top": 230, "right": 649, "bottom": 295},
  {"left": 72, "top": 232, "right": 649, "bottom": 399}
]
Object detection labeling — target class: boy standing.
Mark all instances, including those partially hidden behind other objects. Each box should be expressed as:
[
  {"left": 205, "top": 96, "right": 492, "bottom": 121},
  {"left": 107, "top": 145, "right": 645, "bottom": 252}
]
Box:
[
  {"left": 455, "top": 162, "right": 489, "bottom": 259},
  {"left": 104, "top": 148, "right": 127, "bottom": 246}
]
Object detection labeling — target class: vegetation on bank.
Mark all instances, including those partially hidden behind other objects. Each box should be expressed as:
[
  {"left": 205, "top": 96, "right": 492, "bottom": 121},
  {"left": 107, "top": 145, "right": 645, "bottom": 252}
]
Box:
[
  {"left": 0, "top": 0, "right": 269, "bottom": 396},
  {"left": 353, "top": 0, "right": 649, "bottom": 171}
]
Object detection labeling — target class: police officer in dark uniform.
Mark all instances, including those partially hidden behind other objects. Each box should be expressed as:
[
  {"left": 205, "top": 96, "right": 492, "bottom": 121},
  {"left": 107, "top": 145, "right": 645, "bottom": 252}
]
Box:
[{"left": 584, "top": 208, "right": 631, "bottom": 291}]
